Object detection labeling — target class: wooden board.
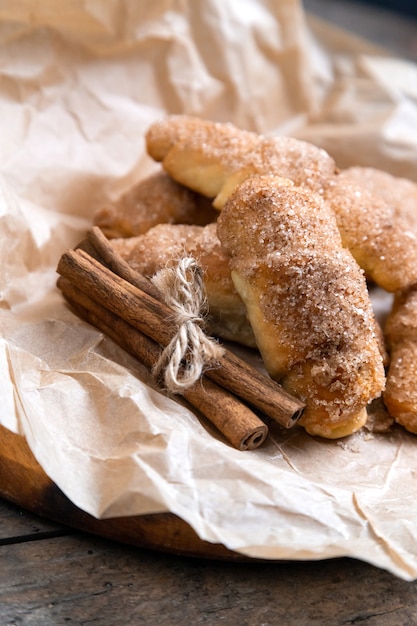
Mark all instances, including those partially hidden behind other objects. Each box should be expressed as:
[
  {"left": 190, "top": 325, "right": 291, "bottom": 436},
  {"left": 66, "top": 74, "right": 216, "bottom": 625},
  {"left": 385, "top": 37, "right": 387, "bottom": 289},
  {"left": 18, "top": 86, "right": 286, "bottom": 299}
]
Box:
[{"left": 0, "top": 424, "right": 245, "bottom": 560}]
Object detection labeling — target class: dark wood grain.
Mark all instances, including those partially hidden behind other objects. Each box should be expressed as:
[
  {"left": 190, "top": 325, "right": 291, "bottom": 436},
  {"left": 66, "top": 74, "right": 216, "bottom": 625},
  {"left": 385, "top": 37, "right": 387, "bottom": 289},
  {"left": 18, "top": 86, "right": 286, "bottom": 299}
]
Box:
[
  {"left": 2, "top": 428, "right": 417, "bottom": 626},
  {"left": 0, "top": 499, "right": 68, "bottom": 544},
  {"left": 0, "top": 501, "right": 416, "bottom": 626}
]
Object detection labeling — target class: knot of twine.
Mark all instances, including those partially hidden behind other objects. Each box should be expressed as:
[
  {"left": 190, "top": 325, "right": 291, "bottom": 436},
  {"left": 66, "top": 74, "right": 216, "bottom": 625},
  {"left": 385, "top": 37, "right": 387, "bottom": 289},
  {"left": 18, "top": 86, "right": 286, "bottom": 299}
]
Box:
[{"left": 151, "top": 257, "right": 225, "bottom": 393}]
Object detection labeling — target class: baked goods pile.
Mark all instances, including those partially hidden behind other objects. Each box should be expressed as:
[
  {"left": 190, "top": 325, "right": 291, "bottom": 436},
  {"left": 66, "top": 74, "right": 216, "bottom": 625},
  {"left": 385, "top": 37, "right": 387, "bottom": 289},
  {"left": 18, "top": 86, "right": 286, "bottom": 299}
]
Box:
[{"left": 94, "top": 115, "right": 417, "bottom": 440}]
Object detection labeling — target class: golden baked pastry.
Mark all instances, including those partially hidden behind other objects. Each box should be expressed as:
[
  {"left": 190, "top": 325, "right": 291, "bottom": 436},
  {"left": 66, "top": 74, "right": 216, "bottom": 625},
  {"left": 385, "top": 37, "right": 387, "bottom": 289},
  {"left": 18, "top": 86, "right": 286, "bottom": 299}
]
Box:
[
  {"left": 384, "top": 286, "right": 417, "bottom": 433},
  {"left": 324, "top": 167, "right": 417, "bottom": 292},
  {"left": 146, "top": 115, "right": 337, "bottom": 209},
  {"left": 217, "top": 175, "right": 385, "bottom": 438},
  {"left": 93, "top": 170, "right": 217, "bottom": 239},
  {"left": 110, "top": 223, "right": 256, "bottom": 348},
  {"left": 344, "top": 166, "right": 417, "bottom": 231}
]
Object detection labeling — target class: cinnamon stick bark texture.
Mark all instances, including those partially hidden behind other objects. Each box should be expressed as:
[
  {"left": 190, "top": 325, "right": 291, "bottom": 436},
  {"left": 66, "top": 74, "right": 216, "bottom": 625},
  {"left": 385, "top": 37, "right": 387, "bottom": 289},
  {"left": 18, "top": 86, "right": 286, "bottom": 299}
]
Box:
[
  {"left": 56, "top": 228, "right": 305, "bottom": 452},
  {"left": 57, "top": 276, "right": 267, "bottom": 451},
  {"left": 86, "top": 226, "right": 164, "bottom": 301},
  {"left": 59, "top": 229, "right": 305, "bottom": 429}
]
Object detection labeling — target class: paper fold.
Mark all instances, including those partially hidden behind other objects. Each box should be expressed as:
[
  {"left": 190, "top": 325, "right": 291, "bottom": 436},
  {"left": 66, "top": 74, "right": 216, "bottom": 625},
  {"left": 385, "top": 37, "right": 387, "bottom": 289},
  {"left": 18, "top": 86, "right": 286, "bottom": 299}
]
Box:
[{"left": 1, "top": 0, "right": 417, "bottom": 580}]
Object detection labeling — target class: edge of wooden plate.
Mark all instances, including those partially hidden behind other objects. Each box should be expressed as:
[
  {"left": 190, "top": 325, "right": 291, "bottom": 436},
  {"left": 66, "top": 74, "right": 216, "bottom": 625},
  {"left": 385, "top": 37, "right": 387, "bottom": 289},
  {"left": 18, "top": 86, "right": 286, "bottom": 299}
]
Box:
[{"left": 0, "top": 424, "right": 248, "bottom": 560}]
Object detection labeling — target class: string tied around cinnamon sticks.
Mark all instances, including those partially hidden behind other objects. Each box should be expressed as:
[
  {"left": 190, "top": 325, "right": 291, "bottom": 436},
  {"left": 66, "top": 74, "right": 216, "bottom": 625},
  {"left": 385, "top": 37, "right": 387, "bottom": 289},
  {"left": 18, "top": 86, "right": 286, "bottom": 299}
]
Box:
[
  {"left": 56, "top": 226, "right": 306, "bottom": 451},
  {"left": 151, "top": 257, "right": 225, "bottom": 393}
]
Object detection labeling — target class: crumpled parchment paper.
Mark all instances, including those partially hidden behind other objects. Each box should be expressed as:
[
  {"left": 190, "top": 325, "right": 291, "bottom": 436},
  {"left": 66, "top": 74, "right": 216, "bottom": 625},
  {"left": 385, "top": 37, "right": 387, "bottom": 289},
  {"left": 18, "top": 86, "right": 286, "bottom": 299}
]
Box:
[{"left": 1, "top": 0, "right": 417, "bottom": 580}]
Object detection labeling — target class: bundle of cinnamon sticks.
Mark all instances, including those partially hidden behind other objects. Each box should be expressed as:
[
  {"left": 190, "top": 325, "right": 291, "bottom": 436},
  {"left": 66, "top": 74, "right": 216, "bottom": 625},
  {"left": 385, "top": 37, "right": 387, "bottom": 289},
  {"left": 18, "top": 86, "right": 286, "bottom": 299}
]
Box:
[{"left": 56, "top": 227, "right": 304, "bottom": 451}]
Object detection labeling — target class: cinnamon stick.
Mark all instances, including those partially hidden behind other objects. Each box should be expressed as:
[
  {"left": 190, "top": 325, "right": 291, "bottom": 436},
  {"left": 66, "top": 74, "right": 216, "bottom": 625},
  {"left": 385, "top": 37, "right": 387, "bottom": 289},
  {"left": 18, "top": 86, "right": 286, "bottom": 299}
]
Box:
[
  {"left": 57, "top": 246, "right": 305, "bottom": 428},
  {"left": 57, "top": 276, "right": 268, "bottom": 451},
  {"left": 87, "top": 226, "right": 164, "bottom": 301},
  {"left": 88, "top": 227, "right": 306, "bottom": 427}
]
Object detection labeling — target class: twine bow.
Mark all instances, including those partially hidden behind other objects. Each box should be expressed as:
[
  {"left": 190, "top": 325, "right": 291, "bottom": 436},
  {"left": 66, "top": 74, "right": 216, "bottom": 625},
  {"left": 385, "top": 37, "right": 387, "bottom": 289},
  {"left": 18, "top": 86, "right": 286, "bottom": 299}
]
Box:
[{"left": 151, "top": 257, "right": 225, "bottom": 393}]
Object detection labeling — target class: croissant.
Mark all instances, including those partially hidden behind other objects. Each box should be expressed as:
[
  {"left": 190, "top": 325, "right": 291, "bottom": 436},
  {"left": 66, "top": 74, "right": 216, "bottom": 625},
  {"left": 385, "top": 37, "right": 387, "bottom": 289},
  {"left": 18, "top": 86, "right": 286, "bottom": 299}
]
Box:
[
  {"left": 146, "top": 115, "right": 337, "bottom": 209},
  {"left": 217, "top": 175, "right": 385, "bottom": 438},
  {"left": 324, "top": 166, "right": 417, "bottom": 292}
]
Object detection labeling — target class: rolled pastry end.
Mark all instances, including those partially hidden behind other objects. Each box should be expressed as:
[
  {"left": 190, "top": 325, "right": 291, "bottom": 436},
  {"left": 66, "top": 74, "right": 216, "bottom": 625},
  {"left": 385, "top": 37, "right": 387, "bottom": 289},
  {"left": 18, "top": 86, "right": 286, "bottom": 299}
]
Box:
[
  {"left": 218, "top": 176, "right": 385, "bottom": 440},
  {"left": 300, "top": 408, "right": 368, "bottom": 439}
]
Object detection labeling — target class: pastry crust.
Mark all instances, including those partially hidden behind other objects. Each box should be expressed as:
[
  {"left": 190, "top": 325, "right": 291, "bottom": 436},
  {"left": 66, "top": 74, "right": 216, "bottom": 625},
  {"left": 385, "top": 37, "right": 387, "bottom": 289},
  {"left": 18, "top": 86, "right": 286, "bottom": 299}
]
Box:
[
  {"left": 146, "top": 115, "right": 337, "bottom": 209},
  {"left": 217, "top": 175, "right": 385, "bottom": 438},
  {"left": 324, "top": 167, "right": 417, "bottom": 292},
  {"left": 384, "top": 286, "right": 417, "bottom": 433},
  {"left": 110, "top": 223, "right": 256, "bottom": 348},
  {"left": 345, "top": 166, "right": 417, "bottom": 231},
  {"left": 93, "top": 170, "right": 216, "bottom": 239}
]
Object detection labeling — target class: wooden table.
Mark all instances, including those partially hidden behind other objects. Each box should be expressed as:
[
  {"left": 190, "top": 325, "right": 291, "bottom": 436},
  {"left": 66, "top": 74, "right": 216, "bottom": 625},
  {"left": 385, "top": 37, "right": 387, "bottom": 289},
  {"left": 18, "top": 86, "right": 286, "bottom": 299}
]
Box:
[
  {"left": 3, "top": 495, "right": 417, "bottom": 625},
  {"left": 2, "top": 3, "right": 417, "bottom": 624}
]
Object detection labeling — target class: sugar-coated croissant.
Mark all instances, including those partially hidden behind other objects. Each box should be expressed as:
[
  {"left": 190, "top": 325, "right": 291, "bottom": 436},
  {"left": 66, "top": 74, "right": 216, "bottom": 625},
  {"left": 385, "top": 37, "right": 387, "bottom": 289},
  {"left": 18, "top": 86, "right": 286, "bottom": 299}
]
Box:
[
  {"left": 217, "top": 175, "right": 385, "bottom": 438},
  {"left": 324, "top": 166, "right": 417, "bottom": 292},
  {"left": 146, "top": 115, "right": 337, "bottom": 209}
]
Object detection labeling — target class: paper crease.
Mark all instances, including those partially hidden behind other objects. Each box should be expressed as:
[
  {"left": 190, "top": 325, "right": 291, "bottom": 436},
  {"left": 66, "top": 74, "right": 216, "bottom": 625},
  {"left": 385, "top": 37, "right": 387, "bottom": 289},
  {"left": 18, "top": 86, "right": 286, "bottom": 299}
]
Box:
[{"left": 1, "top": 0, "right": 417, "bottom": 580}]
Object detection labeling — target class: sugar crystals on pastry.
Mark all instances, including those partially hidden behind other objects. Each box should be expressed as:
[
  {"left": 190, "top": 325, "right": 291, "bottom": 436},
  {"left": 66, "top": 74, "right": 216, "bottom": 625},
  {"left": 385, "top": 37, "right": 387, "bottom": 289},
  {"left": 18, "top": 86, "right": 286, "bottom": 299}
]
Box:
[
  {"left": 384, "top": 286, "right": 417, "bottom": 434},
  {"left": 146, "top": 115, "right": 337, "bottom": 210},
  {"left": 93, "top": 169, "right": 217, "bottom": 239},
  {"left": 324, "top": 166, "right": 417, "bottom": 292},
  {"left": 217, "top": 175, "right": 385, "bottom": 439},
  {"left": 343, "top": 166, "right": 417, "bottom": 233}
]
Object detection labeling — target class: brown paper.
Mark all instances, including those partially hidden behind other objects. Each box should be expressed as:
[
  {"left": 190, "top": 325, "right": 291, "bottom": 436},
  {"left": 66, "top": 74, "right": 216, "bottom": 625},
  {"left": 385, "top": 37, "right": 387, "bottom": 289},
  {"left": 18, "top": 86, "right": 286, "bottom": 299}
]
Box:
[{"left": 1, "top": 0, "right": 417, "bottom": 580}]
